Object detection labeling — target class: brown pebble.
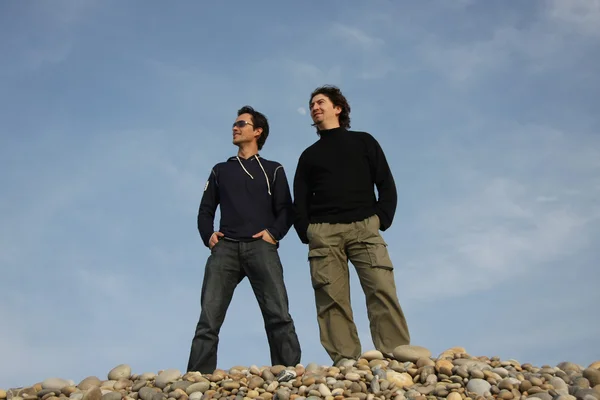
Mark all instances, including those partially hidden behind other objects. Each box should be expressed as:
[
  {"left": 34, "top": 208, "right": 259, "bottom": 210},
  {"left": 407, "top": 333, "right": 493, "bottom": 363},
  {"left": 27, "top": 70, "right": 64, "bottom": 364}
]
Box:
[
  {"left": 435, "top": 360, "right": 454, "bottom": 376},
  {"left": 529, "top": 377, "right": 543, "bottom": 386},
  {"left": 520, "top": 381, "right": 533, "bottom": 392},
  {"left": 83, "top": 388, "right": 102, "bottom": 400},
  {"left": 528, "top": 387, "right": 544, "bottom": 394}
]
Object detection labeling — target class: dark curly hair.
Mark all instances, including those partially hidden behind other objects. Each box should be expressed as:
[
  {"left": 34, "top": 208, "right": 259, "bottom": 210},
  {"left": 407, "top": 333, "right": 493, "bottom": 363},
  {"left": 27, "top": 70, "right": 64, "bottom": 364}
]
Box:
[
  {"left": 237, "top": 105, "right": 269, "bottom": 150},
  {"left": 309, "top": 85, "right": 351, "bottom": 129}
]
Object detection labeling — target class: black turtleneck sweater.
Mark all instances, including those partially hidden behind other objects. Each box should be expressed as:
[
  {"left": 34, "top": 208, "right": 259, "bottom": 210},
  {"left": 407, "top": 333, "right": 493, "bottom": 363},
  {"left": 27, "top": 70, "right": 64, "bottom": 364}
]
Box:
[{"left": 293, "top": 127, "right": 397, "bottom": 244}]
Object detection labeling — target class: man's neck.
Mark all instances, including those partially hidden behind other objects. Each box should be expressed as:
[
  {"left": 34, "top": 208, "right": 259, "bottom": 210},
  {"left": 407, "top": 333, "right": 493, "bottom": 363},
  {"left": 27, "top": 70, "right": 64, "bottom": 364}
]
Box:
[
  {"left": 317, "top": 121, "right": 341, "bottom": 131},
  {"left": 237, "top": 144, "right": 259, "bottom": 159}
]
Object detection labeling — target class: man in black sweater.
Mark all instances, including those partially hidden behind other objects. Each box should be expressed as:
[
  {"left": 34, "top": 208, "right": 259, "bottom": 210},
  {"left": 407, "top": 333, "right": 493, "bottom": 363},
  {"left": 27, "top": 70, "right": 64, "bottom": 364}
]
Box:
[
  {"left": 293, "top": 85, "right": 410, "bottom": 364},
  {"left": 187, "top": 106, "right": 301, "bottom": 373}
]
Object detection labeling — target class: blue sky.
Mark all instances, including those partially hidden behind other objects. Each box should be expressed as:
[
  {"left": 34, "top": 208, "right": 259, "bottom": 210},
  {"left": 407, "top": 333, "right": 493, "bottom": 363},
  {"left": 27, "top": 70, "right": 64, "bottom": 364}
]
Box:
[{"left": 1, "top": 0, "right": 599, "bottom": 389}]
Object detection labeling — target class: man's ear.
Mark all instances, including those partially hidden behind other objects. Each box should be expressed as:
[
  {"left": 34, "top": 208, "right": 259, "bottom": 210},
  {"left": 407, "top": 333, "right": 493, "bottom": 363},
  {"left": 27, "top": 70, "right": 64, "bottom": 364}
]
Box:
[
  {"left": 334, "top": 105, "right": 342, "bottom": 117},
  {"left": 254, "top": 127, "right": 263, "bottom": 140}
]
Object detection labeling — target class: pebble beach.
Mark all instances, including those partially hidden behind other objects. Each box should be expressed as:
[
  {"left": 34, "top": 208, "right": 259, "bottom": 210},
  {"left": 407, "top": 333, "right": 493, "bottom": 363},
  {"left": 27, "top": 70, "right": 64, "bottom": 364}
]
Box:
[{"left": 3, "top": 346, "right": 599, "bottom": 400}]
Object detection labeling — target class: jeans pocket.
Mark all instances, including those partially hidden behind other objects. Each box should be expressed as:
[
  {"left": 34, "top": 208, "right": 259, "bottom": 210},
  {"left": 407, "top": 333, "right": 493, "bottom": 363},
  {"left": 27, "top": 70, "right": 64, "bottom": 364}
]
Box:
[{"left": 308, "top": 247, "right": 331, "bottom": 290}]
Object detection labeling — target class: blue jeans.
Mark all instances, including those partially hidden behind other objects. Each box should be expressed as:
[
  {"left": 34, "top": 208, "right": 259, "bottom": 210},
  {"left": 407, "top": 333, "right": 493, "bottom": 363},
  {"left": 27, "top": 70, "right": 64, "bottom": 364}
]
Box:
[{"left": 187, "top": 238, "right": 301, "bottom": 373}]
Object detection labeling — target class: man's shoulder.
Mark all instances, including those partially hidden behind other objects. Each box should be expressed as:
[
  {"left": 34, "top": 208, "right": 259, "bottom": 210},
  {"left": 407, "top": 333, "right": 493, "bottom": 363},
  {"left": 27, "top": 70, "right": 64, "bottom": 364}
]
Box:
[
  {"left": 348, "top": 129, "right": 376, "bottom": 141},
  {"left": 212, "top": 159, "right": 231, "bottom": 171},
  {"left": 299, "top": 139, "right": 322, "bottom": 157},
  {"left": 257, "top": 156, "right": 284, "bottom": 169}
]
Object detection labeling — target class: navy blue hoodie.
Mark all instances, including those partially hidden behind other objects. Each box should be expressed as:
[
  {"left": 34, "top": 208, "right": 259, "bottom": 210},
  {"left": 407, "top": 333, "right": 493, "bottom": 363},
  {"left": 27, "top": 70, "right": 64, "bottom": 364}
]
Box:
[{"left": 197, "top": 154, "right": 294, "bottom": 248}]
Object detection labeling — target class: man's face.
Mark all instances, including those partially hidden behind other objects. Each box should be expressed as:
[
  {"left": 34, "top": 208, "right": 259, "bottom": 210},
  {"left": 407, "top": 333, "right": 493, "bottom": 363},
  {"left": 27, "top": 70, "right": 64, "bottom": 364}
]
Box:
[
  {"left": 232, "top": 113, "right": 261, "bottom": 147},
  {"left": 310, "top": 94, "right": 341, "bottom": 127}
]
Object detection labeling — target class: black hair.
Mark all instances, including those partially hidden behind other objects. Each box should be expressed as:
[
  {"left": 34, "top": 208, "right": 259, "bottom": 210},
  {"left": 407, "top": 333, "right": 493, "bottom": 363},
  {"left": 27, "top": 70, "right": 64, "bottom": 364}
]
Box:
[
  {"left": 309, "top": 85, "right": 351, "bottom": 129},
  {"left": 237, "top": 105, "right": 269, "bottom": 150}
]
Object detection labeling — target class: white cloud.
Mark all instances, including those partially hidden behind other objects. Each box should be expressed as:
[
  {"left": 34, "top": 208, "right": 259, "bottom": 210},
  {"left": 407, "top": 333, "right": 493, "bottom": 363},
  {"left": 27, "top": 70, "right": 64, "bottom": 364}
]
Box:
[
  {"left": 400, "top": 123, "right": 600, "bottom": 302},
  {"left": 330, "top": 23, "right": 385, "bottom": 49},
  {"left": 545, "top": 0, "right": 600, "bottom": 36},
  {"left": 536, "top": 195, "right": 558, "bottom": 203},
  {"left": 297, "top": 107, "right": 306, "bottom": 115},
  {"left": 417, "top": 1, "right": 600, "bottom": 82}
]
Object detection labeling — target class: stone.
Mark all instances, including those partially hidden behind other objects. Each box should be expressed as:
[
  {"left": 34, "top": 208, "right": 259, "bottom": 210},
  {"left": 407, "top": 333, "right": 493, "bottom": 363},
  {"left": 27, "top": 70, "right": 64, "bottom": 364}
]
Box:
[
  {"left": 466, "top": 379, "right": 491, "bottom": 397},
  {"left": 267, "top": 381, "right": 279, "bottom": 392},
  {"left": 132, "top": 381, "right": 147, "bottom": 392},
  {"left": 550, "top": 377, "right": 569, "bottom": 395},
  {"left": 114, "top": 380, "right": 134, "bottom": 391},
  {"left": 248, "top": 376, "right": 265, "bottom": 390},
  {"left": 557, "top": 363, "right": 583, "bottom": 373},
  {"left": 155, "top": 370, "right": 182, "bottom": 389},
  {"left": 103, "top": 393, "right": 123, "bottom": 400},
  {"left": 108, "top": 365, "right": 132, "bottom": 381},
  {"left": 584, "top": 369, "right": 600, "bottom": 387},
  {"left": 139, "top": 373, "right": 156, "bottom": 381},
  {"left": 79, "top": 377, "right": 102, "bottom": 391},
  {"left": 42, "top": 378, "right": 72, "bottom": 391},
  {"left": 305, "top": 364, "right": 320, "bottom": 373},
  {"left": 392, "top": 346, "right": 432, "bottom": 363},
  {"left": 262, "top": 370, "right": 275, "bottom": 382},
  {"left": 361, "top": 351, "right": 384, "bottom": 361},
  {"left": 317, "top": 384, "right": 331, "bottom": 397},
  {"left": 589, "top": 362, "right": 600, "bottom": 370},
  {"left": 499, "top": 379, "right": 514, "bottom": 391},
  {"left": 63, "top": 387, "right": 78, "bottom": 396},
  {"left": 271, "top": 366, "right": 287, "bottom": 376},
  {"left": 493, "top": 368, "right": 510, "bottom": 378},
  {"left": 186, "top": 382, "right": 210, "bottom": 395},
  {"left": 447, "top": 393, "right": 461, "bottom": 400},
  {"left": 83, "top": 388, "right": 103, "bottom": 400},
  {"left": 386, "top": 371, "right": 413, "bottom": 389},
  {"left": 274, "top": 388, "right": 290, "bottom": 400},
  {"left": 139, "top": 387, "right": 159, "bottom": 400},
  {"left": 520, "top": 380, "right": 533, "bottom": 392},
  {"left": 346, "top": 373, "right": 361, "bottom": 382},
  {"left": 435, "top": 360, "right": 454, "bottom": 376}
]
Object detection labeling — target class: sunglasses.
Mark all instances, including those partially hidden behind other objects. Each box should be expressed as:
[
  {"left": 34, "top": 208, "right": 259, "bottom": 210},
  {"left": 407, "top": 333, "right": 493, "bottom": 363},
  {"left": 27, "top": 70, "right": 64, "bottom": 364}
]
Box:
[{"left": 232, "top": 120, "right": 254, "bottom": 129}]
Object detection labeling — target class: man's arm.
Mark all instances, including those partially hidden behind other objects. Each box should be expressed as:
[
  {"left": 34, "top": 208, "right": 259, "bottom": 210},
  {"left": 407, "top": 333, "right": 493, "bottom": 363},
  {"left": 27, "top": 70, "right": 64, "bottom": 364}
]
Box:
[
  {"left": 368, "top": 136, "right": 397, "bottom": 231},
  {"left": 197, "top": 168, "right": 220, "bottom": 248},
  {"left": 264, "top": 165, "right": 294, "bottom": 242},
  {"left": 293, "top": 154, "right": 311, "bottom": 244}
]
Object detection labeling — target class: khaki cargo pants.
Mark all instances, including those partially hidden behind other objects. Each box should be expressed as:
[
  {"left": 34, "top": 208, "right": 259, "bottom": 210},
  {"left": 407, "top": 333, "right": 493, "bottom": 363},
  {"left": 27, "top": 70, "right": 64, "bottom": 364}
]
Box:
[{"left": 307, "top": 214, "right": 410, "bottom": 363}]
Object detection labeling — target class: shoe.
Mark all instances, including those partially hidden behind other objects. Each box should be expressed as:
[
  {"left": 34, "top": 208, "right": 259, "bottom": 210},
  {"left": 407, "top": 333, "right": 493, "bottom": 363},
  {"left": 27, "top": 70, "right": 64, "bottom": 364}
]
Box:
[{"left": 276, "top": 369, "right": 296, "bottom": 382}]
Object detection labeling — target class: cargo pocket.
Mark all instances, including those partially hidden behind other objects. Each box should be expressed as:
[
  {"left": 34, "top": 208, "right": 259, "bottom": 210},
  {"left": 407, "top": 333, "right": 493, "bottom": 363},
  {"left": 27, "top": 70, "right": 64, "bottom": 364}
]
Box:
[
  {"left": 308, "top": 247, "right": 331, "bottom": 290},
  {"left": 362, "top": 236, "right": 394, "bottom": 270}
]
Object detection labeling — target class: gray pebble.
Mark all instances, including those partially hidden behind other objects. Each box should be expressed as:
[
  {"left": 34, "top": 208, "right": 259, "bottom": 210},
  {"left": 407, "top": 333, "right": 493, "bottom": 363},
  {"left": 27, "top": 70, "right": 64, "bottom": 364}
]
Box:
[
  {"left": 102, "top": 393, "right": 123, "bottom": 400},
  {"left": 466, "top": 378, "right": 491, "bottom": 396}
]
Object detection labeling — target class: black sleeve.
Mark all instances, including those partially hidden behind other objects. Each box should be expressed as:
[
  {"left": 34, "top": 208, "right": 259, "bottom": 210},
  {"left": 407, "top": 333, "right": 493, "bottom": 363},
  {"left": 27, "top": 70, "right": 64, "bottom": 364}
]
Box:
[
  {"left": 197, "top": 167, "right": 220, "bottom": 248},
  {"left": 266, "top": 165, "right": 294, "bottom": 241},
  {"left": 368, "top": 136, "right": 397, "bottom": 231},
  {"left": 293, "top": 153, "right": 311, "bottom": 244}
]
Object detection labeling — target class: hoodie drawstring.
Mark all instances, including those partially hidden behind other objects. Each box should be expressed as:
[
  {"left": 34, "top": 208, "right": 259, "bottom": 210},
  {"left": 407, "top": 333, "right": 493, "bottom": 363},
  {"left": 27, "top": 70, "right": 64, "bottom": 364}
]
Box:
[
  {"left": 236, "top": 155, "right": 272, "bottom": 196},
  {"left": 255, "top": 155, "right": 272, "bottom": 195},
  {"left": 236, "top": 156, "right": 254, "bottom": 179}
]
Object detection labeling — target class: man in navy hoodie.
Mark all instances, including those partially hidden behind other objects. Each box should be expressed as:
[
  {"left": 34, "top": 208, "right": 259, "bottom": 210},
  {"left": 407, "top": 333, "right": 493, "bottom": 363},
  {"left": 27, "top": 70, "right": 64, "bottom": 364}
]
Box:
[{"left": 187, "top": 106, "right": 301, "bottom": 374}]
